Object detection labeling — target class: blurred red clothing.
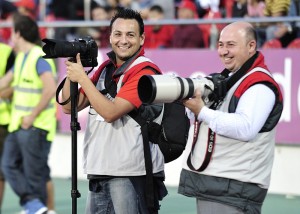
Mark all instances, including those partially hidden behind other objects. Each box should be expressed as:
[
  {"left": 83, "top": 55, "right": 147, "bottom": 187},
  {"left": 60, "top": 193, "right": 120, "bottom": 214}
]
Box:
[
  {"left": 172, "top": 25, "right": 204, "bottom": 48},
  {"left": 198, "top": 11, "right": 224, "bottom": 48},
  {"left": 0, "top": 25, "right": 47, "bottom": 43},
  {"left": 144, "top": 25, "right": 174, "bottom": 49},
  {"left": 0, "top": 27, "right": 11, "bottom": 43}
]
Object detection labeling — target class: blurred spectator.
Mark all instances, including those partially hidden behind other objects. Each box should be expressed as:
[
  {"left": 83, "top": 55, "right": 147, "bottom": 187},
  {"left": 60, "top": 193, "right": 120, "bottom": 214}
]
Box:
[
  {"left": 133, "top": 0, "right": 154, "bottom": 19},
  {"left": 92, "top": 0, "right": 119, "bottom": 8},
  {"left": 263, "top": 0, "right": 294, "bottom": 47},
  {"left": 246, "top": 0, "right": 267, "bottom": 48},
  {"left": 0, "top": 13, "right": 57, "bottom": 214},
  {"left": 107, "top": 0, "right": 119, "bottom": 8},
  {"left": 218, "top": 0, "right": 229, "bottom": 17},
  {"left": 14, "top": 0, "right": 37, "bottom": 19},
  {"left": 195, "top": 0, "right": 221, "bottom": 18},
  {"left": 152, "top": 0, "right": 175, "bottom": 19},
  {"left": 88, "top": 3, "right": 111, "bottom": 48},
  {"left": 94, "top": 0, "right": 120, "bottom": 18},
  {"left": 0, "top": 41, "right": 15, "bottom": 214},
  {"left": 287, "top": 0, "right": 300, "bottom": 38},
  {"left": 223, "top": 0, "right": 234, "bottom": 17},
  {"left": 232, "top": 0, "right": 247, "bottom": 17},
  {"left": 91, "top": 0, "right": 123, "bottom": 19},
  {"left": 247, "top": 0, "right": 266, "bottom": 17},
  {"left": 48, "top": 0, "right": 84, "bottom": 40},
  {"left": 117, "top": 0, "right": 153, "bottom": 19},
  {"left": 144, "top": 5, "right": 174, "bottom": 48},
  {"left": 295, "top": 2, "right": 300, "bottom": 36},
  {"left": 13, "top": 0, "right": 48, "bottom": 39},
  {"left": 94, "top": 0, "right": 175, "bottom": 19},
  {"left": 172, "top": 0, "right": 205, "bottom": 48},
  {"left": 195, "top": 0, "right": 223, "bottom": 48},
  {"left": 262, "top": 0, "right": 299, "bottom": 48},
  {"left": 264, "top": 0, "right": 290, "bottom": 17},
  {"left": 0, "top": 0, "right": 17, "bottom": 43},
  {"left": 0, "top": 0, "right": 17, "bottom": 19}
]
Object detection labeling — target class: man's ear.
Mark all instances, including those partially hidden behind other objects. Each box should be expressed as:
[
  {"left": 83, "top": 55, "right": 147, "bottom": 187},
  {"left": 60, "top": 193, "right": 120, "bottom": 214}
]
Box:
[
  {"left": 140, "top": 33, "right": 145, "bottom": 46},
  {"left": 249, "top": 39, "right": 257, "bottom": 52}
]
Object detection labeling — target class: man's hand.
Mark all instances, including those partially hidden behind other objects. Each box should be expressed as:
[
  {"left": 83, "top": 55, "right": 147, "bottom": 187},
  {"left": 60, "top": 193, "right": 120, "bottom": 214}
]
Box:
[
  {"left": 65, "top": 53, "right": 88, "bottom": 83},
  {"left": 21, "top": 114, "right": 35, "bottom": 129},
  {"left": 182, "top": 89, "right": 205, "bottom": 117},
  {"left": 0, "top": 87, "right": 13, "bottom": 99}
]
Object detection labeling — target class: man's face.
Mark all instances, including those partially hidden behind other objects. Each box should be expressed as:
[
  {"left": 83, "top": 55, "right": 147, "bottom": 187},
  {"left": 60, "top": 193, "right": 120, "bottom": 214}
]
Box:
[
  {"left": 11, "top": 28, "right": 20, "bottom": 52},
  {"left": 217, "top": 25, "right": 252, "bottom": 72},
  {"left": 110, "top": 18, "right": 144, "bottom": 65},
  {"left": 92, "top": 7, "right": 109, "bottom": 21},
  {"left": 148, "top": 10, "right": 163, "bottom": 30},
  {"left": 148, "top": 10, "right": 163, "bottom": 21},
  {"left": 177, "top": 8, "right": 194, "bottom": 19}
]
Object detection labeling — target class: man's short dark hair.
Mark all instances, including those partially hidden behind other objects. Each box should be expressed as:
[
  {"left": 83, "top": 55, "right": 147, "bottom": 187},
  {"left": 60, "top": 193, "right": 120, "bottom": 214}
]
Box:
[
  {"left": 149, "top": 5, "right": 164, "bottom": 14},
  {"left": 13, "top": 12, "right": 40, "bottom": 44},
  {"left": 245, "top": 25, "right": 257, "bottom": 43},
  {"left": 110, "top": 8, "right": 144, "bottom": 35}
]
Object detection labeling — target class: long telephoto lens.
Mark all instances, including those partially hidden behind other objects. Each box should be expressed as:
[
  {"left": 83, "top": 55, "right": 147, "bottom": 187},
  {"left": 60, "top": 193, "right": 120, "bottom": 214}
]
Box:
[{"left": 138, "top": 75, "right": 214, "bottom": 104}]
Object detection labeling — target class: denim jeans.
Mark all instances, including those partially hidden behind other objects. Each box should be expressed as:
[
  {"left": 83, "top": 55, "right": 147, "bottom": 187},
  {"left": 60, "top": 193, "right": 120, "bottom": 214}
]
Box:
[
  {"left": 1, "top": 127, "right": 51, "bottom": 205},
  {"left": 85, "top": 177, "right": 150, "bottom": 214},
  {"left": 0, "top": 125, "right": 8, "bottom": 180}
]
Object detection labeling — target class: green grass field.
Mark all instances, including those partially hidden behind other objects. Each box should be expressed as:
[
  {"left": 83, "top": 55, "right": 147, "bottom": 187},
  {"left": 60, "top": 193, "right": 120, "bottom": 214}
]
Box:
[{"left": 2, "top": 177, "right": 300, "bottom": 214}]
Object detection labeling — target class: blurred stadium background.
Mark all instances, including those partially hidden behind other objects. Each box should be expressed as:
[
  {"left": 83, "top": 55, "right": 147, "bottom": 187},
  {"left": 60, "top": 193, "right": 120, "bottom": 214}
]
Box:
[{"left": 1, "top": 0, "right": 300, "bottom": 213}]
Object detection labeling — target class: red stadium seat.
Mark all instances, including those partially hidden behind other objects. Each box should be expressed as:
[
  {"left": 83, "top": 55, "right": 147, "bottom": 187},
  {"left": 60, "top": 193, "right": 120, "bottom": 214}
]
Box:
[
  {"left": 287, "top": 38, "right": 300, "bottom": 49},
  {"left": 262, "top": 39, "right": 282, "bottom": 49}
]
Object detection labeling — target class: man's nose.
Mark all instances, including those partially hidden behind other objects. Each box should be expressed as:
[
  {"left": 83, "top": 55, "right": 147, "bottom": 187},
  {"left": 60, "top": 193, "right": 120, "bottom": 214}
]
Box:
[
  {"left": 119, "top": 35, "right": 128, "bottom": 43},
  {"left": 219, "top": 47, "right": 229, "bottom": 55}
]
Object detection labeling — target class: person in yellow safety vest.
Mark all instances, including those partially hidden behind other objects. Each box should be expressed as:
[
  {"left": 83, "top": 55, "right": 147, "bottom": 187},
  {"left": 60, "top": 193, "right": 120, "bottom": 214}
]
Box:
[
  {"left": 0, "top": 13, "right": 57, "bottom": 214},
  {"left": 0, "top": 42, "right": 15, "bottom": 213}
]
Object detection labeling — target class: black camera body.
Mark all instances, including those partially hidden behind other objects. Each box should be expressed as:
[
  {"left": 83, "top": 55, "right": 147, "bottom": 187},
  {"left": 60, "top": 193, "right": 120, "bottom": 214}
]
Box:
[
  {"left": 205, "top": 73, "right": 227, "bottom": 104},
  {"left": 42, "top": 36, "right": 98, "bottom": 67}
]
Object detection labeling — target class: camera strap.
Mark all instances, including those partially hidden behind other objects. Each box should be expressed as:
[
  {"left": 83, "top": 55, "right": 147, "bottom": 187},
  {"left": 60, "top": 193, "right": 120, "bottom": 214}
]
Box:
[
  {"left": 187, "top": 52, "right": 260, "bottom": 172},
  {"left": 187, "top": 116, "right": 216, "bottom": 172},
  {"left": 56, "top": 77, "right": 71, "bottom": 105},
  {"left": 55, "top": 66, "right": 95, "bottom": 106}
]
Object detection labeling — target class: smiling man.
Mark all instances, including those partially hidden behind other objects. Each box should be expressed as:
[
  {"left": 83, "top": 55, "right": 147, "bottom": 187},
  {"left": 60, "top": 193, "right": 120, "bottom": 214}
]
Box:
[
  {"left": 178, "top": 21, "right": 284, "bottom": 214},
  {"left": 61, "top": 8, "right": 167, "bottom": 214}
]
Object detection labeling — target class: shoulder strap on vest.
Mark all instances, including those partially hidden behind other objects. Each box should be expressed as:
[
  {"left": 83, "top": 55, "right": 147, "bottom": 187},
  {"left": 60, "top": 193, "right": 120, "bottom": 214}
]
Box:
[
  {"left": 228, "top": 67, "right": 283, "bottom": 132},
  {"left": 116, "top": 56, "right": 161, "bottom": 212},
  {"left": 117, "top": 56, "right": 157, "bottom": 92}
]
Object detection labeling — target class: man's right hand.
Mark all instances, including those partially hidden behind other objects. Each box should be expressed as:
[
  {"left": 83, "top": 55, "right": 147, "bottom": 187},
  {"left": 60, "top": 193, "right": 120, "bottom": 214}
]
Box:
[{"left": 182, "top": 89, "right": 205, "bottom": 117}]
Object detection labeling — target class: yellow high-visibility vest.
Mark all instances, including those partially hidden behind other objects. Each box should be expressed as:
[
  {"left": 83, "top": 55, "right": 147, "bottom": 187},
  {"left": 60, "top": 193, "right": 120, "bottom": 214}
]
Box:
[
  {"left": 9, "top": 46, "right": 57, "bottom": 141},
  {"left": 0, "top": 43, "right": 13, "bottom": 126}
]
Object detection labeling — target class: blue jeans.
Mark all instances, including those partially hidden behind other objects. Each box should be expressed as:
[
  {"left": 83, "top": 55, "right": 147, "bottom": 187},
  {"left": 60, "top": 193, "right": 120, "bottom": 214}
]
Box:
[
  {"left": 1, "top": 127, "right": 51, "bottom": 205},
  {"left": 85, "top": 177, "right": 152, "bottom": 214}
]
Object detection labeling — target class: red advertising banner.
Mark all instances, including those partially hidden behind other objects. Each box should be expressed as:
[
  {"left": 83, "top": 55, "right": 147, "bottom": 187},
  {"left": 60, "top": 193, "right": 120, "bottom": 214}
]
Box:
[{"left": 56, "top": 49, "right": 300, "bottom": 145}]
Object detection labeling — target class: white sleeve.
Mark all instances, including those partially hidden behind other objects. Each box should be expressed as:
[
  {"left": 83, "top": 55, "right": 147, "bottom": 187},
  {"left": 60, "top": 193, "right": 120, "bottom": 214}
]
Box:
[
  {"left": 185, "top": 107, "right": 194, "bottom": 118},
  {"left": 198, "top": 84, "right": 276, "bottom": 141}
]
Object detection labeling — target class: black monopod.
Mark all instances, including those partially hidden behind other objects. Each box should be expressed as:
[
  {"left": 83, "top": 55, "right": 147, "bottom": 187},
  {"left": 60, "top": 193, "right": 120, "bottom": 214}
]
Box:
[{"left": 42, "top": 37, "right": 98, "bottom": 214}]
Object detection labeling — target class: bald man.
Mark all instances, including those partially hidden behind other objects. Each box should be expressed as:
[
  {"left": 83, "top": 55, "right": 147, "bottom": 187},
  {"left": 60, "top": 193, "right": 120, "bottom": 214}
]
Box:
[{"left": 178, "top": 22, "right": 283, "bottom": 214}]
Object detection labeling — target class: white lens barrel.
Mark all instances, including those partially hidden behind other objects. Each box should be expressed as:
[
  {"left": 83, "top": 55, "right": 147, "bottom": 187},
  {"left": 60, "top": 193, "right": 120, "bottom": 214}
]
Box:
[{"left": 138, "top": 75, "right": 214, "bottom": 104}]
